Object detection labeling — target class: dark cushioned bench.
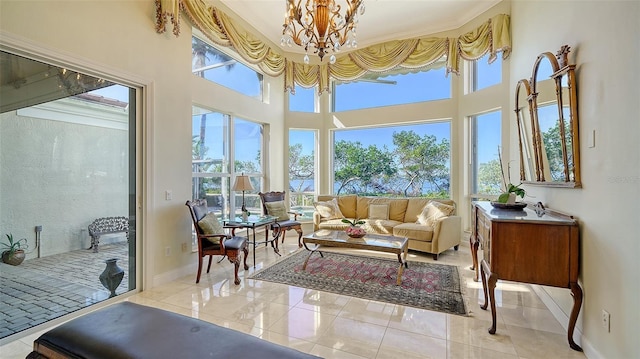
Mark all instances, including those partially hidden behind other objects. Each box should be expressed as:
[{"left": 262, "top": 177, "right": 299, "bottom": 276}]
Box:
[{"left": 28, "top": 302, "right": 321, "bottom": 359}]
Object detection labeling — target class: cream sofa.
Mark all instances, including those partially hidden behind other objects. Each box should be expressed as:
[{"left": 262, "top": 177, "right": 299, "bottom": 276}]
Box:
[{"left": 313, "top": 195, "right": 462, "bottom": 259}]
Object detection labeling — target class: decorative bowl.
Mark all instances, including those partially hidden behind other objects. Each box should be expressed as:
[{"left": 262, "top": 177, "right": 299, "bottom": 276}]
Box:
[
  {"left": 490, "top": 201, "right": 527, "bottom": 210},
  {"left": 345, "top": 226, "right": 366, "bottom": 238},
  {"left": 347, "top": 233, "right": 366, "bottom": 238}
]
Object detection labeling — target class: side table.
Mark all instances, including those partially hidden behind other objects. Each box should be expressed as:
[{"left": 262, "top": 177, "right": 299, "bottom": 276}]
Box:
[{"left": 224, "top": 215, "right": 282, "bottom": 267}]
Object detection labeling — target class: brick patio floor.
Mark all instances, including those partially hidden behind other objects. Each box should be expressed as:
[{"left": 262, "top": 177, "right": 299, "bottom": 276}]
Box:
[{"left": 0, "top": 242, "right": 130, "bottom": 339}]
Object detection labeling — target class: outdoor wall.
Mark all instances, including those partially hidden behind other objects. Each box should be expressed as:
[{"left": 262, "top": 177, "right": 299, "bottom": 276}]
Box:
[
  {"left": 510, "top": 1, "right": 639, "bottom": 358},
  {"left": 0, "top": 0, "right": 287, "bottom": 288},
  {"left": 0, "top": 99, "right": 129, "bottom": 257}
]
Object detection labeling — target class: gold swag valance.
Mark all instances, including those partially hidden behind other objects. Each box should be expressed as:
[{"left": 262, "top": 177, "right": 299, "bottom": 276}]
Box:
[{"left": 155, "top": 0, "right": 511, "bottom": 94}]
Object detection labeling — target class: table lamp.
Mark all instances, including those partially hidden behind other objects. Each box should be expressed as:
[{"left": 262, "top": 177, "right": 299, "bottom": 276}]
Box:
[{"left": 232, "top": 173, "right": 254, "bottom": 221}]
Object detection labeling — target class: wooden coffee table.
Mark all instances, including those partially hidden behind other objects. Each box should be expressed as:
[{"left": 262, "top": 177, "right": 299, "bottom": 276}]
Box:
[{"left": 302, "top": 229, "right": 409, "bottom": 285}]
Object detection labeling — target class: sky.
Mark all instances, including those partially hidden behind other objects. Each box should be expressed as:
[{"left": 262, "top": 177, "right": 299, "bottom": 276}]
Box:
[
  {"left": 90, "top": 85, "right": 129, "bottom": 102},
  {"left": 90, "top": 48, "right": 504, "bottom": 169},
  {"left": 289, "top": 53, "right": 502, "bottom": 164}
]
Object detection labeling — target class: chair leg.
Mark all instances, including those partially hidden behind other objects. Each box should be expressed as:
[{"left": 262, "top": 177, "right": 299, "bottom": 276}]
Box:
[
  {"left": 280, "top": 230, "right": 287, "bottom": 245},
  {"left": 226, "top": 249, "right": 241, "bottom": 285},
  {"left": 206, "top": 255, "right": 213, "bottom": 273},
  {"left": 233, "top": 259, "right": 240, "bottom": 285},
  {"left": 196, "top": 255, "right": 204, "bottom": 283},
  {"left": 242, "top": 243, "right": 249, "bottom": 270},
  {"left": 294, "top": 225, "right": 303, "bottom": 248}
]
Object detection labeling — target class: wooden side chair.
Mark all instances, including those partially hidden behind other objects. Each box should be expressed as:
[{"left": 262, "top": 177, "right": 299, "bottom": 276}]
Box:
[
  {"left": 185, "top": 199, "right": 249, "bottom": 284},
  {"left": 258, "top": 191, "right": 303, "bottom": 247}
]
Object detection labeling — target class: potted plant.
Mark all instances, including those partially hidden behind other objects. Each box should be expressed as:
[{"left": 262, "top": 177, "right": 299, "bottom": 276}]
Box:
[
  {"left": 341, "top": 218, "right": 366, "bottom": 238},
  {"left": 498, "top": 183, "right": 526, "bottom": 204},
  {"left": 1, "top": 233, "right": 28, "bottom": 266},
  {"left": 341, "top": 218, "right": 365, "bottom": 227},
  {"left": 497, "top": 146, "right": 526, "bottom": 204}
]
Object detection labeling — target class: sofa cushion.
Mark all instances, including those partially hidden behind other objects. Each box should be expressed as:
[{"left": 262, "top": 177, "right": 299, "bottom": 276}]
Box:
[
  {"left": 363, "top": 219, "right": 402, "bottom": 235},
  {"left": 404, "top": 198, "right": 432, "bottom": 223},
  {"left": 404, "top": 198, "right": 455, "bottom": 223},
  {"left": 317, "top": 218, "right": 351, "bottom": 231},
  {"left": 317, "top": 195, "right": 357, "bottom": 219},
  {"left": 337, "top": 195, "right": 357, "bottom": 219},
  {"left": 386, "top": 198, "right": 409, "bottom": 222},
  {"left": 197, "top": 213, "right": 223, "bottom": 244},
  {"left": 393, "top": 222, "right": 434, "bottom": 242},
  {"left": 368, "top": 204, "right": 389, "bottom": 220},
  {"left": 313, "top": 198, "right": 344, "bottom": 219},
  {"left": 264, "top": 200, "right": 290, "bottom": 221},
  {"left": 417, "top": 201, "right": 455, "bottom": 227},
  {"left": 356, "top": 196, "right": 370, "bottom": 220},
  {"left": 356, "top": 197, "right": 409, "bottom": 222}
]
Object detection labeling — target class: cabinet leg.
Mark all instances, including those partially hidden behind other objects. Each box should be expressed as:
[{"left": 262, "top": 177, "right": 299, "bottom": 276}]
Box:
[
  {"left": 480, "top": 260, "right": 497, "bottom": 334},
  {"left": 568, "top": 282, "right": 583, "bottom": 351},
  {"left": 470, "top": 235, "right": 479, "bottom": 282},
  {"left": 487, "top": 274, "right": 497, "bottom": 334},
  {"left": 480, "top": 262, "right": 489, "bottom": 310}
]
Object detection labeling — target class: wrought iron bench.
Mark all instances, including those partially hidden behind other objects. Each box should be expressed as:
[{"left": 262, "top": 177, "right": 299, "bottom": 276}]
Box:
[{"left": 88, "top": 216, "right": 129, "bottom": 253}]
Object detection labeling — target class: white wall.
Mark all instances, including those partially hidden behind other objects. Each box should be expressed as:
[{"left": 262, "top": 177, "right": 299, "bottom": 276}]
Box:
[{"left": 510, "top": 1, "right": 640, "bottom": 358}]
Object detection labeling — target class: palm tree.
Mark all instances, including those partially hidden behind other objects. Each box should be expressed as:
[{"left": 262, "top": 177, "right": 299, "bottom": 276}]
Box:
[{"left": 192, "top": 38, "right": 236, "bottom": 161}]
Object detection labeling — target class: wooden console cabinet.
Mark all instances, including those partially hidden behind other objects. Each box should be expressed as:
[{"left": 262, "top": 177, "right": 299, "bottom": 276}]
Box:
[{"left": 470, "top": 201, "right": 582, "bottom": 351}]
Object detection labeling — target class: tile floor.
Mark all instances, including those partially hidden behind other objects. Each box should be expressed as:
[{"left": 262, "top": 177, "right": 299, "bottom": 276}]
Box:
[
  {"left": 0, "top": 237, "right": 586, "bottom": 359},
  {"left": 0, "top": 243, "right": 129, "bottom": 339}
]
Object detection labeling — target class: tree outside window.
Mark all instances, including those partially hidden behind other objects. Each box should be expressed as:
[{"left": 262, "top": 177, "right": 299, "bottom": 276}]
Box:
[{"left": 332, "top": 123, "right": 451, "bottom": 197}]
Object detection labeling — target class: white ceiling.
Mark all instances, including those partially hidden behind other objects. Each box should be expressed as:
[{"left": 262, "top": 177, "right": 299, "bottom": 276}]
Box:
[{"left": 219, "top": 0, "right": 501, "bottom": 56}]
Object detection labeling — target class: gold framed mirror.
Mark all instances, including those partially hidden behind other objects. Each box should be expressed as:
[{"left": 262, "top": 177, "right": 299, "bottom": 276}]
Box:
[{"left": 516, "top": 45, "right": 581, "bottom": 187}]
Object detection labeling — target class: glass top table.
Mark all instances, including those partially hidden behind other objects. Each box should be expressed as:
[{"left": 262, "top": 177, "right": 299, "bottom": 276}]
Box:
[
  {"left": 225, "top": 215, "right": 277, "bottom": 227},
  {"left": 223, "top": 215, "right": 281, "bottom": 267},
  {"left": 302, "top": 229, "right": 409, "bottom": 285}
]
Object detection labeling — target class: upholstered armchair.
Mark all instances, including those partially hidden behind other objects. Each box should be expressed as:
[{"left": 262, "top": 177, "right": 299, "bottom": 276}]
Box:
[
  {"left": 258, "top": 191, "right": 303, "bottom": 247},
  {"left": 185, "top": 199, "right": 248, "bottom": 284}
]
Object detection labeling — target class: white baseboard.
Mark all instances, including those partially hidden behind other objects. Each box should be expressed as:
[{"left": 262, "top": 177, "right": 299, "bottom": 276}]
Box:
[{"left": 531, "top": 285, "right": 603, "bottom": 359}]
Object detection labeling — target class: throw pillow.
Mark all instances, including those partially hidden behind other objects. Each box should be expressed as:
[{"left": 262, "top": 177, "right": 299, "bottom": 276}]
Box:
[
  {"left": 197, "top": 213, "right": 224, "bottom": 244},
  {"left": 369, "top": 204, "right": 389, "bottom": 220},
  {"left": 313, "top": 198, "right": 344, "bottom": 219},
  {"left": 264, "top": 200, "right": 290, "bottom": 221},
  {"left": 417, "top": 201, "right": 455, "bottom": 227}
]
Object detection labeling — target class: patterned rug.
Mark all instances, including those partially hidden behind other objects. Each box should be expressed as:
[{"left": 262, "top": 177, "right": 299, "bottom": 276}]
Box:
[{"left": 250, "top": 250, "right": 468, "bottom": 316}]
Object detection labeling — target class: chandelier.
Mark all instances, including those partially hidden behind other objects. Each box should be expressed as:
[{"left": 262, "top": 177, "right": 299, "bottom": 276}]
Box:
[{"left": 281, "top": 0, "right": 365, "bottom": 64}]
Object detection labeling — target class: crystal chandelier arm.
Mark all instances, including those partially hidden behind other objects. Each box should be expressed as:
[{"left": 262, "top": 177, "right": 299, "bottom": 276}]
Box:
[{"left": 282, "top": 0, "right": 365, "bottom": 61}]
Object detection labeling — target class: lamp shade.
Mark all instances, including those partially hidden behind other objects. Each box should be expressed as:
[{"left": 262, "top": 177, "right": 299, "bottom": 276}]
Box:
[{"left": 232, "top": 175, "right": 253, "bottom": 192}]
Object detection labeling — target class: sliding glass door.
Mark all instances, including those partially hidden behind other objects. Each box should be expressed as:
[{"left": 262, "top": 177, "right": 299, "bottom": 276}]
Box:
[{"left": 0, "top": 50, "right": 138, "bottom": 341}]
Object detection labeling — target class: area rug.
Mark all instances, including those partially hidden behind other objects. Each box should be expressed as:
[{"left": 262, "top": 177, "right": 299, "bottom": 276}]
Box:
[{"left": 250, "top": 250, "right": 468, "bottom": 316}]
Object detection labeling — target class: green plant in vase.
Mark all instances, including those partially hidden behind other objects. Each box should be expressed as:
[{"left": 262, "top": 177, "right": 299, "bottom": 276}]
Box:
[
  {"left": 498, "top": 183, "right": 526, "bottom": 203},
  {"left": 497, "top": 146, "right": 526, "bottom": 204},
  {"left": 341, "top": 218, "right": 366, "bottom": 238},
  {"left": 1, "top": 233, "right": 28, "bottom": 266},
  {"left": 341, "top": 218, "right": 365, "bottom": 226}
]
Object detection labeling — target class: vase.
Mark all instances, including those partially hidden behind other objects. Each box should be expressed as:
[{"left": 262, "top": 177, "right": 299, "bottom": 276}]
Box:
[
  {"left": 99, "top": 258, "right": 124, "bottom": 298},
  {"left": 1, "top": 249, "right": 25, "bottom": 266},
  {"left": 346, "top": 226, "right": 366, "bottom": 238}
]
